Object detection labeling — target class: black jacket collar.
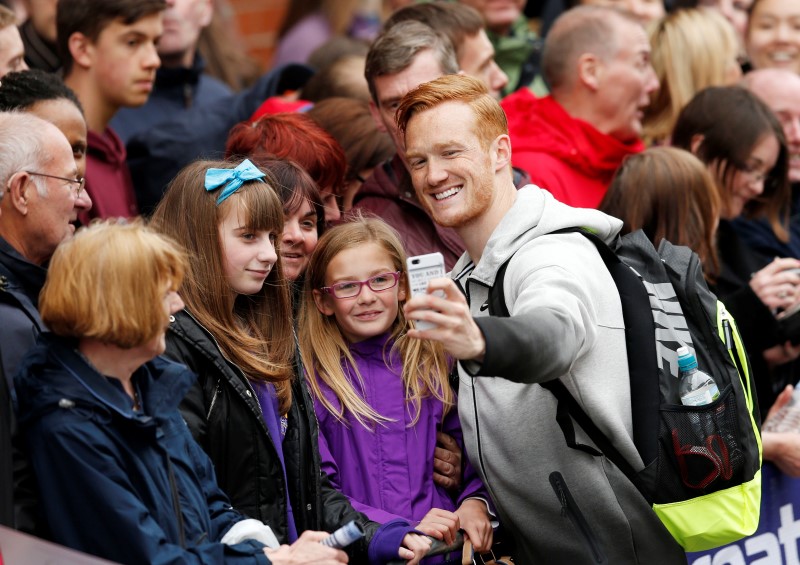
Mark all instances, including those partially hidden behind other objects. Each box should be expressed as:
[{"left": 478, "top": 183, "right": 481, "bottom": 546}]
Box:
[{"left": 0, "top": 236, "right": 47, "bottom": 309}]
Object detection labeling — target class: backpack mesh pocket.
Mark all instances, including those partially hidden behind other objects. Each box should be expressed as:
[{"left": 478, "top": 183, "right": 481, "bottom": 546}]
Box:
[{"left": 654, "top": 385, "right": 745, "bottom": 503}]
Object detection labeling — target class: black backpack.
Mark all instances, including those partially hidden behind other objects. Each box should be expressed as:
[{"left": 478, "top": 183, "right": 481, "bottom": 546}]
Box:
[{"left": 487, "top": 228, "right": 762, "bottom": 552}]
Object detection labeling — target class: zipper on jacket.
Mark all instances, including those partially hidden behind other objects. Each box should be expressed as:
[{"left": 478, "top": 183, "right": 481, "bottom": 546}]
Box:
[
  {"left": 181, "top": 311, "right": 266, "bottom": 427},
  {"left": 166, "top": 456, "right": 187, "bottom": 548},
  {"left": 471, "top": 377, "right": 490, "bottom": 484},
  {"left": 177, "top": 311, "right": 295, "bottom": 533},
  {"left": 549, "top": 472, "right": 608, "bottom": 564},
  {"left": 206, "top": 382, "right": 221, "bottom": 420}
]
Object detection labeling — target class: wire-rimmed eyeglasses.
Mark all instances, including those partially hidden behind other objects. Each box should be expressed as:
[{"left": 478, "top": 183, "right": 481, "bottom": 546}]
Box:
[
  {"left": 25, "top": 171, "right": 85, "bottom": 198},
  {"left": 321, "top": 271, "right": 401, "bottom": 299}
]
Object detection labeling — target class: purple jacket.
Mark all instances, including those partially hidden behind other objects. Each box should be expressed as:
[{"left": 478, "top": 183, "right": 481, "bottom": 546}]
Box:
[{"left": 313, "top": 332, "right": 489, "bottom": 524}]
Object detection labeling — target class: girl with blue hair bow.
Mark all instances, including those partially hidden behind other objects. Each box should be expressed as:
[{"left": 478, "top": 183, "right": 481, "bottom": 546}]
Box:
[{"left": 150, "top": 159, "right": 431, "bottom": 564}]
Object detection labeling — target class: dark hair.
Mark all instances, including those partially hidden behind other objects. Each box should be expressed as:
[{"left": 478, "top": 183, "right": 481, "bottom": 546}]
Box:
[
  {"left": 0, "top": 69, "right": 83, "bottom": 115},
  {"left": 672, "top": 86, "right": 790, "bottom": 241},
  {"left": 57, "top": 0, "right": 167, "bottom": 76},
  {"left": 384, "top": 1, "right": 484, "bottom": 58},
  {"left": 225, "top": 112, "right": 348, "bottom": 197},
  {"left": 365, "top": 20, "right": 459, "bottom": 103},
  {"left": 307, "top": 97, "right": 394, "bottom": 182},
  {"left": 301, "top": 55, "right": 370, "bottom": 102},
  {"left": 259, "top": 158, "right": 325, "bottom": 237}
]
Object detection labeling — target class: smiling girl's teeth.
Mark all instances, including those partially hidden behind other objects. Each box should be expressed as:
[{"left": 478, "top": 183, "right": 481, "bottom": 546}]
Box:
[{"left": 434, "top": 186, "right": 462, "bottom": 200}]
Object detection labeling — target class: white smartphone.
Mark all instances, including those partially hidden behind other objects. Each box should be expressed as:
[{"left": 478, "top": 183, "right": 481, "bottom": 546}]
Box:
[{"left": 406, "top": 252, "right": 446, "bottom": 331}]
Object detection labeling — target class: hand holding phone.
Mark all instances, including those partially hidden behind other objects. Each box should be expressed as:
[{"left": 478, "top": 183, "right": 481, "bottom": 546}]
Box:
[{"left": 406, "top": 252, "right": 446, "bottom": 331}]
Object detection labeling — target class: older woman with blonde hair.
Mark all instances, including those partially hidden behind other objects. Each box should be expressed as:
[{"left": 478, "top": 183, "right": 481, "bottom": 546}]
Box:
[
  {"left": 13, "top": 221, "right": 347, "bottom": 565},
  {"left": 643, "top": 8, "right": 742, "bottom": 145}
]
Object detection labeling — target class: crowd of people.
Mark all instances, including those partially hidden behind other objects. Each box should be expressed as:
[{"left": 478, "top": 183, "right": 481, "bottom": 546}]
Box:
[{"left": 0, "top": 0, "right": 799, "bottom": 563}]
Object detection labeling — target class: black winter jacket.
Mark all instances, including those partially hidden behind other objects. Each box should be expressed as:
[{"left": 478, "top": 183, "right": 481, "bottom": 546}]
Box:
[{"left": 164, "top": 310, "right": 377, "bottom": 559}]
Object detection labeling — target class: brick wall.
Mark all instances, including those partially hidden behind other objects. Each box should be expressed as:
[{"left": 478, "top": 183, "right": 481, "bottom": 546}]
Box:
[{"left": 226, "top": 0, "right": 290, "bottom": 69}]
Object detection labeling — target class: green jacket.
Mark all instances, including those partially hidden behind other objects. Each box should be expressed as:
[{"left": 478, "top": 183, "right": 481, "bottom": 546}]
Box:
[{"left": 487, "top": 15, "right": 547, "bottom": 97}]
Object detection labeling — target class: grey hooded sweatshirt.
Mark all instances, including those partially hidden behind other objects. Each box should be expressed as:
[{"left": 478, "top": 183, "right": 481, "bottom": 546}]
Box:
[{"left": 454, "top": 185, "right": 687, "bottom": 564}]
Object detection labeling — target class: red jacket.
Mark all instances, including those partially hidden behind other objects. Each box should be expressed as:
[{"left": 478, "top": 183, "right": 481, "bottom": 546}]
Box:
[
  {"left": 501, "top": 91, "right": 644, "bottom": 209},
  {"left": 81, "top": 128, "right": 138, "bottom": 223}
]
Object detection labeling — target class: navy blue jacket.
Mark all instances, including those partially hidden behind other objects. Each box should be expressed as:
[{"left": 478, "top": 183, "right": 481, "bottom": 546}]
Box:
[
  {"left": 111, "top": 55, "right": 233, "bottom": 144},
  {"left": 15, "top": 333, "right": 269, "bottom": 565},
  {"left": 0, "top": 236, "right": 44, "bottom": 534},
  {"left": 126, "top": 63, "right": 313, "bottom": 215},
  {"left": 731, "top": 184, "right": 800, "bottom": 260},
  {"left": 0, "top": 236, "right": 47, "bottom": 397}
]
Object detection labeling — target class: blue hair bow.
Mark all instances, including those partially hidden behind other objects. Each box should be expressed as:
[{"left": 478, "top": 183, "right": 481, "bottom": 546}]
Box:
[{"left": 205, "top": 159, "right": 265, "bottom": 204}]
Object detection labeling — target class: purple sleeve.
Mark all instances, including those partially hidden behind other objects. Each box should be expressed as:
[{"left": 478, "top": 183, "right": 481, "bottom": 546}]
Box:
[
  {"left": 316, "top": 417, "right": 410, "bottom": 524},
  {"left": 367, "top": 519, "right": 417, "bottom": 565}
]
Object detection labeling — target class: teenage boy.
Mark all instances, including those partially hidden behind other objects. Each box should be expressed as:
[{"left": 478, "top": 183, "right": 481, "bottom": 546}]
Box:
[
  {"left": 110, "top": 0, "right": 232, "bottom": 144},
  {"left": 59, "top": 0, "right": 166, "bottom": 221}
]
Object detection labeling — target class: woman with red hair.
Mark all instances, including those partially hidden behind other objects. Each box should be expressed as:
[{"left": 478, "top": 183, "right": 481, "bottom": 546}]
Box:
[{"left": 226, "top": 112, "right": 347, "bottom": 223}]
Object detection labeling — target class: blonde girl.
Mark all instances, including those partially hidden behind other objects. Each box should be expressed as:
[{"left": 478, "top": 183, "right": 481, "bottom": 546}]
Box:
[{"left": 300, "top": 216, "right": 494, "bottom": 554}]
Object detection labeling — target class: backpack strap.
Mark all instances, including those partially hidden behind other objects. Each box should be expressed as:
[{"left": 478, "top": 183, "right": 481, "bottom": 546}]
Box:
[
  {"left": 539, "top": 379, "right": 644, "bottom": 495},
  {"left": 485, "top": 227, "right": 650, "bottom": 500}
]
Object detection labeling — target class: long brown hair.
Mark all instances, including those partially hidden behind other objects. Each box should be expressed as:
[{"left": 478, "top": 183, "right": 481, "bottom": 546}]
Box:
[
  {"left": 298, "top": 215, "right": 452, "bottom": 428},
  {"left": 672, "top": 86, "right": 791, "bottom": 242},
  {"left": 600, "top": 147, "right": 722, "bottom": 279},
  {"left": 150, "top": 159, "right": 294, "bottom": 412}
]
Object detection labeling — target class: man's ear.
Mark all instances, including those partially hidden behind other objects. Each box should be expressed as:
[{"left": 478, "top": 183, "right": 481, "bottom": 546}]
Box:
[
  {"left": 68, "top": 32, "right": 94, "bottom": 71},
  {"left": 369, "top": 100, "right": 389, "bottom": 134},
  {"left": 577, "top": 53, "right": 602, "bottom": 92},
  {"left": 6, "top": 172, "right": 31, "bottom": 216},
  {"left": 313, "top": 289, "right": 335, "bottom": 316},
  {"left": 493, "top": 134, "right": 512, "bottom": 172},
  {"left": 690, "top": 134, "right": 705, "bottom": 155}
]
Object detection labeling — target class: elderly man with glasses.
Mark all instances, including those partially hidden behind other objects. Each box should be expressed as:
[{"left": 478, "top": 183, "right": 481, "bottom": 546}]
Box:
[
  {"left": 0, "top": 111, "right": 92, "bottom": 390},
  {"left": 0, "top": 111, "right": 91, "bottom": 535}
]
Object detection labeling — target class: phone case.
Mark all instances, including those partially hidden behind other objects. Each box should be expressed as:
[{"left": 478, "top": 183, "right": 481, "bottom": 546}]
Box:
[{"left": 406, "top": 252, "right": 445, "bottom": 331}]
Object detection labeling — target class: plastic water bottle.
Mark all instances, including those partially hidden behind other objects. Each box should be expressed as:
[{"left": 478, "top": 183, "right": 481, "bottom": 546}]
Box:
[{"left": 677, "top": 346, "right": 720, "bottom": 406}]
